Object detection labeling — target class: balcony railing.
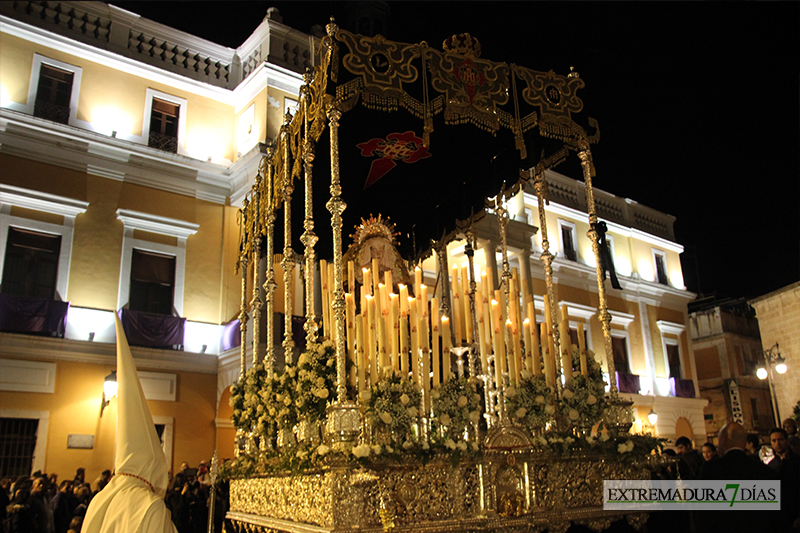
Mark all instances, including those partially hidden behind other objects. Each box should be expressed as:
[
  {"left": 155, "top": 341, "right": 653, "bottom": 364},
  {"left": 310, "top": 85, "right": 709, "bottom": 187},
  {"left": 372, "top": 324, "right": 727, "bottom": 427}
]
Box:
[{"left": 119, "top": 308, "right": 185, "bottom": 350}]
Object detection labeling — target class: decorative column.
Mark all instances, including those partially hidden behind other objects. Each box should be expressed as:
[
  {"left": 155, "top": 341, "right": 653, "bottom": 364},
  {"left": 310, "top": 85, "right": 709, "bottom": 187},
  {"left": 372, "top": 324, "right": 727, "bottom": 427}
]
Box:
[
  {"left": 464, "top": 225, "right": 480, "bottom": 378},
  {"left": 494, "top": 197, "right": 511, "bottom": 423},
  {"left": 299, "top": 70, "right": 319, "bottom": 347},
  {"left": 263, "top": 146, "right": 278, "bottom": 377},
  {"left": 326, "top": 103, "right": 348, "bottom": 404},
  {"left": 281, "top": 115, "right": 296, "bottom": 363},
  {"left": 238, "top": 198, "right": 250, "bottom": 380},
  {"left": 578, "top": 144, "right": 617, "bottom": 394},
  {"left": 250, "top": 176, "right": 263, "bottom": 366}
]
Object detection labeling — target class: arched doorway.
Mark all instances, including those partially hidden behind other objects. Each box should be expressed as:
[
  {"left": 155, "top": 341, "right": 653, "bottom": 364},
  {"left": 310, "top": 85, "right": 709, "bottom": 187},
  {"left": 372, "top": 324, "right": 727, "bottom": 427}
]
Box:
[{"left": 675, "top": 416, "right": 694, "bottom": 445}]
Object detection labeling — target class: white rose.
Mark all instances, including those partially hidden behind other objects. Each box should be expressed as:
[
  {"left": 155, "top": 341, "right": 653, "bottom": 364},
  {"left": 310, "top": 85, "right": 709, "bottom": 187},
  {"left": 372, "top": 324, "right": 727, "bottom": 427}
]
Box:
[
  {"left": 371, "top": 445, "right": 382, "bottom": 455},
  {"left": 316, "top": 377, "right": 326, "bottom": 388},
  {"left": 563, "top": 389, "right": 574, "bottom": 400},
  {"left": 456, "top": 441, "right": 468, "bottom": 451},
  {"left": 600, "top": 432, "right": 610, "bottom": 442},
  {"left": 626, "top": 440, "right": 635, "bottom": 452},
  {"left": 316, "top": 444, "right": 330, "bottom": 456},
  {"left": 505, "top": 386, "right": 517, "bottom": 398},
  {"left": 445, "top": 439, "right": 457, "bottom": 450},
  {"left": 403, "top": 441, "right": 414, "bottom": 450},
  {"left": 422, "top": 443, "right": 430, "bottom": 450},
  {"left": 296, "top": 450, "right": 307, "bottom": 459},
  {"left": 440, "top": 414, "right": 451, "bottom": 426},
  {"left": 521, "top": 370, "right": 532, "bottom": 379},
  {"left": 535, "top": 395, "right": 545, "bottom": 404},
  {"left": 323, "top": 340, "right": 333, "bottom": 349},
  {"left": 586, "top": 436, "right": 595, "bottom": 445},
  {"left": 474, "top": 394, "right": 481, "bottom": 403},
  {"left": 276, "top": 393, "right": 284, "bottom": 402},
  {"left": 587, "top": 394, "right": 597, "bottom": 405},
  {"left": 457, "top": 396, "right": 468, "bottom": 407},
  {"left": 385, "top": 445, "right": 394, "bottom": 454},
  {"left": 327, "top": 358, "right": 334, "bottom": 367},
  {"left": 565, "top": 437, "right": 575, "bottom": 445},
  {"left": 284, "top": 397, "right": 292, "bottom": 406},
  {"left": 352, "top": 444, "right": 371, "bottom": 458},
  {"left": 287, "top": 368, "right": 296, "bottom": 377},
  {"left": 298, "top": 353, "right": 309, "bottom": 366},
  {"left": 617, "top": 443, "right": 629, "bottom": 453},
  {"left": 359, "top": 390, "right": 372, "bottom": 402},
  {"left": 431, "top": 389, "right": 440, "bottom": 400},
  {"left": 469, "top": 411, "right": 481, "bottom": 424},
  {"left": 407, "top": 407, "right": 418, "bottom": 417},
  {"left": 379, "top": 412, "right": 392, "bottom": 424},
  {"left": 515, "top": 407, "right": 527, "bottom": 419},
  {"left": 545, "top": 405, "right": 555, "bottom": 415},
  {"left": 569, "top": 409, "right": 579, "bottom": 421},
  {"left": 400, "top": 394, "right": 410, "bottom": 405},
  {"left": 472, "top": 442, "right": 479, "bottom": 451}
]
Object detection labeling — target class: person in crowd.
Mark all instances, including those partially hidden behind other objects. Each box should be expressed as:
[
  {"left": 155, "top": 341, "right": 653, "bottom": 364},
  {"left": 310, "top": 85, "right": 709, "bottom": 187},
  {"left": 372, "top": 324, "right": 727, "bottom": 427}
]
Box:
[
  {"left": 196, "top": 462, "right": 210, "bottom": 486},
  {"left": 745, "top": 433, "right": 761, "bottom": 457},
  {"left": 51, "top": 480, "right": 75, "bottom": 533},
  {"left": 187, "top": 481, "right": 208, "bottom": 533},
  {"left": 696, "top": 421, "right": 781, "bottom": 532},
  {"left": 0, "top": 476, "right": 11, "bottom": 523},
  {"left": 4, "top": 479, "right": 37, "bottom": 533},
  {"left": 701, "top": 442, "right": 718, "bottom": 461},
  {"left": 66, "top": 516, "right": 83, "bottom": 533},
  {"left": 71, "top": 484, "right": 92, "bottom": 518},
  {"left": 769, "top": 427, "right": 800, "bottom": 530},
  {"left": 165, "top": 473, "right": 191, "bottom": 533},
  {"left": 674, "top": 436, "right": 703, "bottom": 479},
  {"left": 30, "top": 475, "right": 54, "bottom": 533},
  {"left": 783, "top": 417, "right": 800, "bottom": 455},
  {"left": 90, "top": 471, "right": 111, "bottom": 495},
  {"left": 72, "top": 469, "right": 85, "bottom": 488}
]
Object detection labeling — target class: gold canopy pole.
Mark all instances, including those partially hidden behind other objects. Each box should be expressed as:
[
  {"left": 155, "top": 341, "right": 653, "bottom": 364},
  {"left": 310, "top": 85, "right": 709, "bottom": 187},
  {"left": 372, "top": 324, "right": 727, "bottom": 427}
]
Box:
[
  {"left": 578, "top": 143, "right": 618, "bottom": 395},
  {"left": 533, "top": 169, "right": 563, "bottom": 393},
  {"left": 326, "top": 101, "right": 348, "bottom": 404},
  {"left": 238, "top": 198, "right": 250, "bottom": 380},
  {"left": 251, "top": 174, "right": 263, "bottom": 366},
  {"left": 300, "top": 70, "right": 319, "bottom": 347},
  {"left": 281, "top": 114, "right": 296, "bottom": 363},
  {"left": 263, "top": 147, "right": 277, "bottom": 377},
  {"left": 494, "top": 196, "right": 510, "bottom": 423}
]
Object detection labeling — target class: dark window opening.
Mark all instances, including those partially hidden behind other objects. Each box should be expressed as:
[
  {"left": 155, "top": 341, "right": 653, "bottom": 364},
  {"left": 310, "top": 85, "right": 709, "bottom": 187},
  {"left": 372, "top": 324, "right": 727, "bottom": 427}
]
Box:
[
  {"left": 666, "top": 342, "right": 682, "bottom": 379},
  {"left": 561, "top": 225, "right": 577, "bottom": 261},
  {"left": 0, "top": 418, "right": 38, "bottom": 478},
  {"left": 34, "top": 64, "right": 73, "bottom": 124},
  {"left": 569, "top": 327, "right": 587, "bottom": 348},
  {"left": 2, "top": 227, "right": 61, "bottom": 299},
  {"left": 655, "top": 253, "right": 669, "bottom": 285},
  {"left": 129, "top": 249, "right": 175, "bottom": 316},
  {"left": 148, "top": 98, "right": 179, "bottom": 153},
  {"left": 612, "top": 336, "right": 631, "bottom": 374}
]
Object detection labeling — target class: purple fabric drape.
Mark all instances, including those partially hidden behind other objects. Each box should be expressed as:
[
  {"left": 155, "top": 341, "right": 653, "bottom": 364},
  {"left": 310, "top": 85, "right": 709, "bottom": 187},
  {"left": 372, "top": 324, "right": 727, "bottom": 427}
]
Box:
[
  {"left": 0, "top": 294, "right": 68, "bottom": 337},
  {"left": 674, "top": 378, "right": 695, "bottom": 398},
  {"left": 616, "top": 372, "right": 640, "bottom": 394},
  {"left": 119, "top": 308, "right": 185, "bottom": 349},
  {"left": 221, "top": 319, "right": 241, "bottom": 351}
]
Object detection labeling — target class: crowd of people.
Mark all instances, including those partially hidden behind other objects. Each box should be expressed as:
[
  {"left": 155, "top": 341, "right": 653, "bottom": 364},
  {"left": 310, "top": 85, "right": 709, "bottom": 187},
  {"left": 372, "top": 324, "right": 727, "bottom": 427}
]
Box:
[
  {"left": 651, "top": 417, "right": 800, "bottom": 532},
  {"left": 2, "top": 461, "right": 229, "bottom": 533}
]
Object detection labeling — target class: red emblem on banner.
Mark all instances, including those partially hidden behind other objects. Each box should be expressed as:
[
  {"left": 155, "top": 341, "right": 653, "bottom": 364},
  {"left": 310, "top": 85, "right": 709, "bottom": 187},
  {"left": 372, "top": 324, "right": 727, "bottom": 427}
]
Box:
[
  {"left": 454, "top": 59, "right": 486, "bottom": 105},
  {"left": 357, "top": 131, "right": 431, "bottom": 189}
]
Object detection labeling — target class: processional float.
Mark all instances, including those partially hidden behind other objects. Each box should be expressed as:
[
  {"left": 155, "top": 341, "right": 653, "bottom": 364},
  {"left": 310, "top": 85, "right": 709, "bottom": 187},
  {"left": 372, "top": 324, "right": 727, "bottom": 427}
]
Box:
[{"left": 226, "top": 20, "right": 662, "bottom": 533}]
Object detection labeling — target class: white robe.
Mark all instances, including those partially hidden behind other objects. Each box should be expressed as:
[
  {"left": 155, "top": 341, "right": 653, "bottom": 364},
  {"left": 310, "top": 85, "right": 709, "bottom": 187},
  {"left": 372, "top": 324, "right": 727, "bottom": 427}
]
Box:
[{"left": 83, "top": 476, "right": 177, "bottom": 533}]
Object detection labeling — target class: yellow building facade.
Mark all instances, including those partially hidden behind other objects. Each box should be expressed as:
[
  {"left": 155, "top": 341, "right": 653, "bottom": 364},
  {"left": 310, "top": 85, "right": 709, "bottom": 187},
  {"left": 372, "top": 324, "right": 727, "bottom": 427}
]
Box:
[{"left": 0, "top": 1, "right": 706, "bottom": 484}]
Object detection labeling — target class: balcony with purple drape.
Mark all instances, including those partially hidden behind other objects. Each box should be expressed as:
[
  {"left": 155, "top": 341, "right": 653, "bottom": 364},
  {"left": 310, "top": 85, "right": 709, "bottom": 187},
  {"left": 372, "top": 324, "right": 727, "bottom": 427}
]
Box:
[{"left": 0, "top": 294, "right": 69, "bottom": 337}]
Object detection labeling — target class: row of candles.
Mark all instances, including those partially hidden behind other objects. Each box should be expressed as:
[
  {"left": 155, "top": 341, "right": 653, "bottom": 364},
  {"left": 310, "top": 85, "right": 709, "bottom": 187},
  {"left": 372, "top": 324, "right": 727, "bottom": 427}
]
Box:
[{"left": 317, "top": 257, "right": 592, "bottom": 401}]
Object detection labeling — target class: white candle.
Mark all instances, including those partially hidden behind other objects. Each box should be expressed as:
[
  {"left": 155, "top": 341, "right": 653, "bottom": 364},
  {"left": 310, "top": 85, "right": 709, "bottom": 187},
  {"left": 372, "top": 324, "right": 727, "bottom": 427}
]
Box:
[{"left": 441, "top": 315, "right": 451, "bottom": 382}]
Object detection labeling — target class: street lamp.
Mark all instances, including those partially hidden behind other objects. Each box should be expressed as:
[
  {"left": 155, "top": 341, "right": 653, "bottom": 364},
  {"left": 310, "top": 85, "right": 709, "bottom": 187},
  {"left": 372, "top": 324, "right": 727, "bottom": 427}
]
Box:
[
  {"left": 100, "top": 371, "right": 117, "bottom": 416},
  {"left": 756, "top": 343, "right": 786, "bottom": 426}
]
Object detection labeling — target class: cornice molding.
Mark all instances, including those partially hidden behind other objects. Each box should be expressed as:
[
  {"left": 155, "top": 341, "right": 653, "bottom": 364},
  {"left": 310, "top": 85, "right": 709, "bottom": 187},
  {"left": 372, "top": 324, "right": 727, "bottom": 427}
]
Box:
[
  {"left": 116, "top": 209, "right": 199, "bottom": 239},
  {"left": 0, "top": 184, "right": 88, "bottom": 218}
]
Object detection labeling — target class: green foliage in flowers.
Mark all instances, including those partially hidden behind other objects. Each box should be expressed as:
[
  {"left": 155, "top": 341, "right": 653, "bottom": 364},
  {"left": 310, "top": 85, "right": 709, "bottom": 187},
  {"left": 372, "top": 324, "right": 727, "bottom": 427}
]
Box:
[
  {"left": 560, "top": 348, "right": 606, "bottom": 427},
  {"left": 295, "top": 340, "right": 337, "bottom": 422},
  {"left": 364, "top": 372, "right": 421, "bottom": 446},
  {"left": 229, "top": 362, "right": 267, "bottom": 433},
  {"left": 431, "top": 377, "right": 481, "bottom": 441},
  {"left": 506, "top": 374, "right": 554, "bottom": 429}
]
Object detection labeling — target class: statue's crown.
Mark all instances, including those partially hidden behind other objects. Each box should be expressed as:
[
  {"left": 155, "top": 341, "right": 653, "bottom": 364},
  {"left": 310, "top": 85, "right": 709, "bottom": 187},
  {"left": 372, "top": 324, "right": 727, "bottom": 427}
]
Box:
[{"left": 443, "top": 33, "right": 482, "bottom": 58}]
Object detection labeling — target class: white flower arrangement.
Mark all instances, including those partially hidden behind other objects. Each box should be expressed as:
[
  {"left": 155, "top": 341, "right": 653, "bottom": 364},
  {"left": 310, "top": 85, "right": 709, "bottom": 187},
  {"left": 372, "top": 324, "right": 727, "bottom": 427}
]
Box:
[
  {"left": 506, "top": 374, "right": 554, "bottom": 430},
  {"left": 365, "top": 373, "right": 422, "bottom": 445},
  {"left": 431, "top": 376, "right": 481, "bottom": 441},
  {"left": 295, "top": 340, "right": 337, "bottom": 422},
  {"left": 559, "top": 348, "right": 607, "bottom": 428}
]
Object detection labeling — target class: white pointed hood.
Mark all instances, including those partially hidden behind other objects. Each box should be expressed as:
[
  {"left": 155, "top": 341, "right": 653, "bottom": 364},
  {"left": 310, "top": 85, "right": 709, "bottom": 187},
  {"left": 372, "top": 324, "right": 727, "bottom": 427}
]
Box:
[{"left": 83, "top": 315, "right": 177, "bottom": 533}]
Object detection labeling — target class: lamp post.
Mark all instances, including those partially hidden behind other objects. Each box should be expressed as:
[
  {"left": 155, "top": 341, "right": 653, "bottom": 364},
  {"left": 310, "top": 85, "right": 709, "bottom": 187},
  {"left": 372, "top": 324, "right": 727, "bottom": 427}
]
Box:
[
  {"left": 100, "top": 371, "right": 117, "bottom": 416},
  {"left": 756, "top": 343, "right": 786, "bottom": 426}
]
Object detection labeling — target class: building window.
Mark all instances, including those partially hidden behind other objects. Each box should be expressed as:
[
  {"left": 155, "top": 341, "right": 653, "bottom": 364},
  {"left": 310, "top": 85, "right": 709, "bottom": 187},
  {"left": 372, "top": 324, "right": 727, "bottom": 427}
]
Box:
[
  {"left": 0, "top": 418, "right": 38, "bottom": 478},
  {"left": 559, "top": 220, "right": 577, "bottom": 262},
  {"left": 653, "top": 250, "right": 668, "bottom": 285},
  {"left": 612, "top": 335, "right": 631, "bottom": 374},
  {"left": 33, "top": 65, "right": 74, "bottom": 124},
  {"left": 1, "top": 227, "right": 61, "bottom": 299},
  {"left": 148, "top": 98, "right": 180, "bottom": 153},
  {"left": 129, "top": 249, "right": 176, "bottom": 316},
  {"left": 666, "top": 341, "right": 682, "bottom": 379},
  {"left": 141, "top": 89, "right": 187, "bottom": 156},
  {"left": 569, "top": 327, "right": 588, "bottom": 348}
]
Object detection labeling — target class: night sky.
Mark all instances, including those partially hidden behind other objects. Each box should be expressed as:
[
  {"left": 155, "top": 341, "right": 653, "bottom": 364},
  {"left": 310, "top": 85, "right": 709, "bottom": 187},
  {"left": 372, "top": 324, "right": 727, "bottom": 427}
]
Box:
[{"left": 111, "top": 1, "right": 800, "bottom": 301}]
